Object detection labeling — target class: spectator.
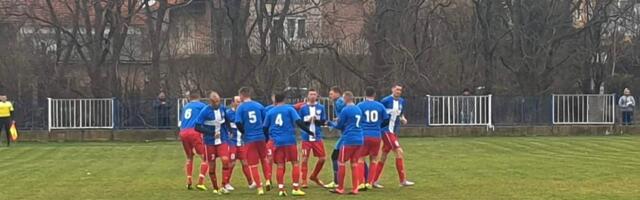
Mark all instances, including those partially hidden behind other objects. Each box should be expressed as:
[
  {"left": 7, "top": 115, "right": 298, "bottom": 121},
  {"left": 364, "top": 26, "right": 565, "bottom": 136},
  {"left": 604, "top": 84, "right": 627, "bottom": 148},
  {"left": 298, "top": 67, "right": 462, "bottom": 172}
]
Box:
[
  {"left": 459, "top": 88, "right": 474, "bottom": 124},
  {"left": 0, "top": 94, "right": 14, "bottom": 146},
  {"left": 153, "top": 92, "right": 172, "bottom": 128},
  {"left": 618, "top": 88, "right": 635, "bottom": 125}
]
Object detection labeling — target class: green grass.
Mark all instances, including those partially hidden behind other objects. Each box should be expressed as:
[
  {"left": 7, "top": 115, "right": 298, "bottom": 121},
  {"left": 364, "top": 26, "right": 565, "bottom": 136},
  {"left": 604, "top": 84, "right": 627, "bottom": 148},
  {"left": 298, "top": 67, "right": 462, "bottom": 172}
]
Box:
[{"left": 1, "top": 136, "right": 640, "bottom": 200}]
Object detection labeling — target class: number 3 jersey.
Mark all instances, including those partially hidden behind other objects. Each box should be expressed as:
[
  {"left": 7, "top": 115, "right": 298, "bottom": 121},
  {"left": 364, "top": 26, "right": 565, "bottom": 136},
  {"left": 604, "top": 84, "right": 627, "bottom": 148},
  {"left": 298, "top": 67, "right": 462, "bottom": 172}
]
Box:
[
  {"left": 356, "top": 100, "right": 389, "bottom": 138},
  {"left": 180, "top": 101, "right": 208, "bottom": 130},
  {"left": 263, "top": 105, "right": 301, "bottom": 147},
  {"left": 234, "top": 100, "right": 266, "bottom": 144},
  {"left": 335, "top": 104, "right": 364, "bottom": 146}
]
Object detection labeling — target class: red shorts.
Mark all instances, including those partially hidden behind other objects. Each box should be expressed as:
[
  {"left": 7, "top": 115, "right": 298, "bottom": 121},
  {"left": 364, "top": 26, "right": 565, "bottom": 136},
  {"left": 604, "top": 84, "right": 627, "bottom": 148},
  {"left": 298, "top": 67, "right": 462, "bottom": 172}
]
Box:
[
  {"left": 362, "top": 137, "right": 382, "bottom": 157},
  {"left": 180, "top": 129, "right": 204, "bottom": 158},
  {"left": 245, "top": 141, "right": 268, "bottom": 165},
  {"left": 266, "top": 140, "right": 275, "bottom": 157},
  {"left": 274, "top": 145, "right": 299, "bottom": 164},
  {"left": 339, "top": 145, "right": 364, "bottom": 163},
  {"left": 205, "top": 143, "right": 230, "bottom": 161},
  {"left": 382, "top": 132, "right": 401, "bottom": 153},
  {"left": 229, "top": 145, "right": 247, "bottom": 161},
  {"left": 302, "top": 141, "right": 326, "bottom": 158}
]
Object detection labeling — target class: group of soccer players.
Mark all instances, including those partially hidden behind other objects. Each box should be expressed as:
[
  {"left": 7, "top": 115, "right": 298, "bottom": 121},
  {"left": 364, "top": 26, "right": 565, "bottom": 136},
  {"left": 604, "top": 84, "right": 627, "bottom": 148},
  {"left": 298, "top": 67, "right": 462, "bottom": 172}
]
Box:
[{"left": 177, "top": 84, "right": 414, "bottom": 196}]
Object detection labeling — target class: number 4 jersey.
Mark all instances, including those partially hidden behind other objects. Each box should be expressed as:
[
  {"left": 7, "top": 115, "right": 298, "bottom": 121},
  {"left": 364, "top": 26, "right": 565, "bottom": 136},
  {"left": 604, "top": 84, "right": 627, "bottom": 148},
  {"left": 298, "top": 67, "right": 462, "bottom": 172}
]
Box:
[
  {"left": 263, "top": 105, "right": 301, "bottom": 147},
  {"left": 180, "top": 101, "right": 208, "bottom": 130},
  {"left": 335, "top": 104, "right": 364, "bottom": 146}
]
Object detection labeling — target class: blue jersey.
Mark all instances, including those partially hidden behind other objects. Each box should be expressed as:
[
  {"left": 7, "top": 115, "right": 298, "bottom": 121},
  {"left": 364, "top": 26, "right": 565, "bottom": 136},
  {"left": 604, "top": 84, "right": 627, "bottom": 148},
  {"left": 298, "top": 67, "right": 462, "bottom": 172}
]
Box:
[
  {"left": 226, "top": 108, "right": 242, "bottom": 147},
  {"left": 335, "top": 104, "right": 363, "bottom": 146},
  {"left": 299, "top": 103, "right": 327, "bottom": 141},
  {"left": 180, "top": 101, "right": 207, "bottom": 130},
  {"left": 235, "top": 100, "right": 266, "bottom": 143},
  {"left": 380, "top": 95, "right": 406, "bottom": 133},
  {"left": 265, "top": 105, "right": 275, "bottom": 114},
  {"left": 334, "top": 97, "right": 346, "bottom": 118},
  {"left": 333, "top": 97, "right": 346, "bottom": 149},
  {"left": 357, "top": 100, "right": 389, "bottom": 138},
  {"left": 195, "top": 105, "right": 230, "bottom": 145},
  {"left": 263, "top": 105, "right": 301, "bottom": 147}
]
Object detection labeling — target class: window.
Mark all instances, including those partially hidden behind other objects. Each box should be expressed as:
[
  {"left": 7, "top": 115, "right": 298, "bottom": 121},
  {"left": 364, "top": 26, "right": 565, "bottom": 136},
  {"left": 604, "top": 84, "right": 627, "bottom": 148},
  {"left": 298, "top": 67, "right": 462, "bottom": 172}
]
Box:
[
  {"left": 287, "top": 19, "right": 296, "bottom": 38},
  {"left": 297, "top": 19, "right": 306, "bottom": 38}
]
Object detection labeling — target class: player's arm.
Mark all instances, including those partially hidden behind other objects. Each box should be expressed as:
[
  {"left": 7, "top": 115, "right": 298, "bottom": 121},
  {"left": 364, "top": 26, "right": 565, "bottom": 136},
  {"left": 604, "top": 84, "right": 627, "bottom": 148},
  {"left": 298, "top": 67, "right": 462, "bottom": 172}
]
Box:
[
  {"left": 9, "top": 102, "right": 14, "bottom": 120},
  {"left": 292, "top": 109, "right": 314, "bottom": 136},
  {"left": 262, "top": 112, "right": 271, "bottom": 141},
  {"left": 194, "top": 108, "right": 215, "bottom": 135},
  {"left": 334, "top": 110, "right": 347, "bottom": 131},
  {"left": 234, "top": 107, "right": 246, "bottom": 136}
]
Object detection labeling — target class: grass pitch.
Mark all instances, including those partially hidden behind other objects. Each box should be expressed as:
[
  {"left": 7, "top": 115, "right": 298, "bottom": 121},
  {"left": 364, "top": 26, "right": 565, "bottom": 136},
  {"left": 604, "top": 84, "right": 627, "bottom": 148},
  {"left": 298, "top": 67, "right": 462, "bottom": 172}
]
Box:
[{"left": 1, "top": 136, "right": 639, "bottom": 200}]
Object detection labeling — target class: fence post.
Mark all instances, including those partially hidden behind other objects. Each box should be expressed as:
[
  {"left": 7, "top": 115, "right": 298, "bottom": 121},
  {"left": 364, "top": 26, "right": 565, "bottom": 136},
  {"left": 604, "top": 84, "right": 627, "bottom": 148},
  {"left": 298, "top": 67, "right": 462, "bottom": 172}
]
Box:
[
  {"left": 488, "top": 94, "right": 493, "bottom": 129},
  {"left": 47, "top": 98, "right": 52, "bottom": 133},
  {"left": 551, "top": 95, "right": 555, "bottom": 125},
  {"left": 426, "top": 95, "right": 431, "bottom": 127}
]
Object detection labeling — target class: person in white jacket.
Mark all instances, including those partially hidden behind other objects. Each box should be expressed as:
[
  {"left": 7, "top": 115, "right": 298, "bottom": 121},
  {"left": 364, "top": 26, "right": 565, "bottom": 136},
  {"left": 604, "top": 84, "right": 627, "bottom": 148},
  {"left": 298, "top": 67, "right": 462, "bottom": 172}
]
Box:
[{"left": 618, "top": 88, "right": 635, "bottom": 125}]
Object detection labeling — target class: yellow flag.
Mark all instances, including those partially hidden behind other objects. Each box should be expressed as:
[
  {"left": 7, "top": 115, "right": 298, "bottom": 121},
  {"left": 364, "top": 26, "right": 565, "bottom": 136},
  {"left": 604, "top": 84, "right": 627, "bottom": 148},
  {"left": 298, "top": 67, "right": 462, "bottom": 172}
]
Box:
[{"left": 10, "top": 121, "right": 18, "bottom": 141}]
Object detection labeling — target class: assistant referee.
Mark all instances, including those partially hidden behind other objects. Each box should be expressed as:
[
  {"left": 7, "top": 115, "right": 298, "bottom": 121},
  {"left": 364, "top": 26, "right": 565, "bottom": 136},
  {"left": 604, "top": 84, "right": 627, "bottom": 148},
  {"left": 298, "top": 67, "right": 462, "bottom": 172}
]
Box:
[{"left": 0, "top": 95, "right": 14, "bottom": 147}]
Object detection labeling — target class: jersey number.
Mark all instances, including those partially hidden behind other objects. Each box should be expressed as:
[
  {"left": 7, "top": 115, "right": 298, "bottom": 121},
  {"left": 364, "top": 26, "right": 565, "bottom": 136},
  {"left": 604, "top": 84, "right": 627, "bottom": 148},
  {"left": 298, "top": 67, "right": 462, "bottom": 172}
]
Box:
[
  {"left": 275, "top": 114, "right": 283, "bottom": 126},
  {"left": 364, "top": 110, "right": 378, "bottom": 122},
  {"left": 248, "top": 111, "right": 257, "bottom": 123},
  {"left": 355, "top": 115, "right": 361, "bottom": 128},
  {"left": 184, "top": 109, "right": 193, "bottom": 119}
]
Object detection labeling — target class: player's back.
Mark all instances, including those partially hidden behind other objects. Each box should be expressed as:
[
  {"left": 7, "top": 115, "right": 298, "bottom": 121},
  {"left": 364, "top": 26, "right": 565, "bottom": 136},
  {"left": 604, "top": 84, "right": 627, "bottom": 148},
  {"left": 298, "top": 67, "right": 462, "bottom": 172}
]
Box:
[
  {"left": 235, "top": 100, "right": 265, "bottom": 143},
  {"left": 180, "top": 101, "right": 207, "bottom": 130},
  {"left": 336, "top": 105, "right": 364, "bottom": 145},
  {"left": 264, "top": 105, "right": 300, "bottom": 147},
  {"left": 357, "top": 100, "right": 388, "bottom": 138}
]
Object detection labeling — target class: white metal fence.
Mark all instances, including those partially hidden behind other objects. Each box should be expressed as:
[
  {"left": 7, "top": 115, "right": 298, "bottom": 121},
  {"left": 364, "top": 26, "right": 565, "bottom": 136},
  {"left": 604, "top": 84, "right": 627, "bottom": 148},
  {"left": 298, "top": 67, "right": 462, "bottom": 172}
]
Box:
[
  {"left": 47, "top": 98, "right": 115, "bottom": 131},
  {"left": 427, "top": 95, "right": 493, "bottom": 127},
  {"left": 552, "top": 94, "right": 615, "bottom": 125}
]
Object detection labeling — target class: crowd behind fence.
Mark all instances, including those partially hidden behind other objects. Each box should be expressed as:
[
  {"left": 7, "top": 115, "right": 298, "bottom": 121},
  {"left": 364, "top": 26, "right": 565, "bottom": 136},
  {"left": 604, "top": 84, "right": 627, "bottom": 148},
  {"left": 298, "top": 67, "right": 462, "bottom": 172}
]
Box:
[{"left": 8, "top": 94, "right": 635, "bottom": 130}]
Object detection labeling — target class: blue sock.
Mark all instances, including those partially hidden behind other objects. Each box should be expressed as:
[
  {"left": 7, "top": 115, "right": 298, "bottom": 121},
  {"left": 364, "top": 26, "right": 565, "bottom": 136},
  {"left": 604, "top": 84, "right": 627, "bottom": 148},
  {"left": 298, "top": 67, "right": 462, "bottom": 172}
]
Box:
[{"left": 364, "top": 162, "right": 369, "bottom": 182}]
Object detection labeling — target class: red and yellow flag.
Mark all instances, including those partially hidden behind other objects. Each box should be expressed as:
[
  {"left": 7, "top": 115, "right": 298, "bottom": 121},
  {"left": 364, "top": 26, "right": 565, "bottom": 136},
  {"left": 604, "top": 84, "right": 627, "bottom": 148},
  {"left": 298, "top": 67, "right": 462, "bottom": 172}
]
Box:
[{"left": 10, "top": 120, "right": 18, "bottom": 141}]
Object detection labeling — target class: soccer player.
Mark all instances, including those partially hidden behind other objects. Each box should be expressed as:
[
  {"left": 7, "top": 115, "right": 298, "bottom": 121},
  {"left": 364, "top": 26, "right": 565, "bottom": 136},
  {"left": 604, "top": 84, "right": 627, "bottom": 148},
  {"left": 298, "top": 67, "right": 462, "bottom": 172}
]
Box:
[
  {"left": 194, "top": 91, "right": 233, "bottom": 194},
  {"left": 330, "top": 91, "right": 365, "bottom": 195},
  {"left": 226, "top": 96, "right": 255, "bottom": 190},
  {"left": 263, "top": 93, "right": 315, "bottom": 196},
  {"left": 234, "top": 87, "right": 271, "bottom": 195},
  {"left": 179, "top": 90, "right": 208, "bottom": 190},
  {"left": 324, "top": 86, "right": 345, "bottom": 189},
  {"left": 357, "top": 87, "right": 390, "bottom": 190},
  {"left": 374, "top": 84, "right": 415, "bottom": 187},
  {"left": 298, "top": 89, "right": 328, "bottom": 188}
]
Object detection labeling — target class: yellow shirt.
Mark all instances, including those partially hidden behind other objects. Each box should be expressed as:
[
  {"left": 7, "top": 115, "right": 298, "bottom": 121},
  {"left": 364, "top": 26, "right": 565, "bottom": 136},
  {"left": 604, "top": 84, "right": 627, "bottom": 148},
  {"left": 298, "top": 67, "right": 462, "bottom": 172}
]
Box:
[{"left": 0, "top": 101, "right": 14, "bottom": 117}]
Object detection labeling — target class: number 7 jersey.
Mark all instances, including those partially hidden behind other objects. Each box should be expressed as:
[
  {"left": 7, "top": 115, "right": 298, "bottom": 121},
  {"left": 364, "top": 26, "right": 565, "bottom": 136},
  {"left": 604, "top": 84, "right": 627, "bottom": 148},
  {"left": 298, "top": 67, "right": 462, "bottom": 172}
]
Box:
[
  {"left": 180, "top": 101, "right": 208, "bottom": 130},
  {"left": 334, "top": 104, "right": 364, "bottom": 146}
]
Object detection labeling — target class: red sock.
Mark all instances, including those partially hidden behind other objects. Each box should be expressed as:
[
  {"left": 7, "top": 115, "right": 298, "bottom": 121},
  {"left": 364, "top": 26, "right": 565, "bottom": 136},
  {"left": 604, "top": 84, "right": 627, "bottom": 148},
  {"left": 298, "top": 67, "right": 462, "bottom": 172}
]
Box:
[
  {"left": 375, "top": 161, "right": 385, "bottom": 183},
  {"left": 292, "top": 163, "right": 301, "bottom": 190},
  {"left": 368, "top": 162, "right": 378, "bottom": 185},
  {"left": 242, "top": 163, "right": 253, "bottom": 185},
  {"left": 228, "top": 162, "right": 235, "bottom": 183},
  {"left": 250, "top": 165, "right": 262, "bottom": 188},
  {"left": 209, "top": 162, "right": 218, "bottom": 189},
  {"left": 198, "top": 162, "right": 208, "bottom": 185},
  {"left": 276, "top": 165, "right": 285, "bottom": 190},
  {"left": 185, "top": 160, "right": 194, "bottom": 184},
  {"left": 358, "top": 163, "right": 365, "bottom": 185},
  {"left": 351, "top": 163, "right": 360, "bottom": 191},
  {"left": 301, "top": 159, "right": 309, "bottom": 183},
  {"left": 396, "top": 158, "right": 406, "bottom": 183},
  {"left": 337, "top": 164, "right": 346, "bottom": 191},
  {"left": 262, "top": 158, "right": 272, "bottom": 182},
  {"left": 222, "top": 159, "right": 231, "bottom": 185},
  {"left": 311, "top": 159, "right": 325, "bottom": 178}
]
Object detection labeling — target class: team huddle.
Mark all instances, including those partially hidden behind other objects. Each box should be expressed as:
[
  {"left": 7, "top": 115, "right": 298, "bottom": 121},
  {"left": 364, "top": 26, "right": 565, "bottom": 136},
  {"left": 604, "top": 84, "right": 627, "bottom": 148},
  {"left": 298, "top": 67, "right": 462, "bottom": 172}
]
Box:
[{"left": 178, "top": 84, "right": 414, "bottom": 196}]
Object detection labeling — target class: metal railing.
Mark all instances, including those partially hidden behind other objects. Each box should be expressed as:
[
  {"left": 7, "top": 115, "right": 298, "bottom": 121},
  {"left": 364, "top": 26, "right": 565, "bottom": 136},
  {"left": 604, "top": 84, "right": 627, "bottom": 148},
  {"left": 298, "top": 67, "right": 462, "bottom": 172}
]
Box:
[
  {"left": 552, "top": 94, "right": 616, "bottom": 125},
  {"left": 427, "top": 95, "right": 493, "bottom": 127},
  {"left": 47, "top": 98, "right": 115, "bottom": 131}
]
